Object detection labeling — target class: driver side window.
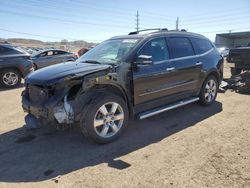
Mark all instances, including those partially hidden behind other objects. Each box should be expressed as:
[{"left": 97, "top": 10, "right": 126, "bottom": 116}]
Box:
[{"left": 138, "top": 37, "right": 169, "bottom": 62}]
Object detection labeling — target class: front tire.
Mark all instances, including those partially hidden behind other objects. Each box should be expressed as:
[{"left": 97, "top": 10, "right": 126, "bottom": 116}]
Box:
[
  {"left": 0, "top": 69, "right": 22, "bottom": 88},
  {"left": 199, "top": 75, "right": 218, "bottom": 106},
  {"left": 80, "top": 92, "right": 129, "bottom": 144}
]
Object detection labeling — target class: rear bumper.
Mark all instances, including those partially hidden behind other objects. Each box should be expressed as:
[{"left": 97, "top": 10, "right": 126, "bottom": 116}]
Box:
[{"left": 227, "top": 62, "right": 250, "bottom": 70}]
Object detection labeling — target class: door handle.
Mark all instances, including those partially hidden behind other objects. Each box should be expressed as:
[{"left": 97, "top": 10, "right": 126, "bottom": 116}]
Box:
[
  {"left": 166, "top": 67, "right": 175, "bottom": 71},
  {"left": 196, "top": 62, "right": 203, "bottom": 65}
]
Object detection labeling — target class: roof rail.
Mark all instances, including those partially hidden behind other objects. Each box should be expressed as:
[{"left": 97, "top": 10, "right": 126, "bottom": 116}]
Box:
[{"left": 128, "top": 28, "right": 168, "bottom": 35}]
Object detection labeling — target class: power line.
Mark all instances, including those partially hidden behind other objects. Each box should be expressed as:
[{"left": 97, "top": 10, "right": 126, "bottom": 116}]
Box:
[
  {"left": 0, "top": 28, "right": 103, "bottom": 42},
  {"left": 0, "top": 10, "right": 133, "bottom": 29}
]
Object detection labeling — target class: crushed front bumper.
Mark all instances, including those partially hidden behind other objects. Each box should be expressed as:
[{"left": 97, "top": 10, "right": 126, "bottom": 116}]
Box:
[{"left": 21, "top": 88, "right": 74, "bottom": 124}]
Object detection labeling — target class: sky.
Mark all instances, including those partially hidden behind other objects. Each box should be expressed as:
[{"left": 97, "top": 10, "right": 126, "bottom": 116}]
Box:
[{"left": 0, "top": 0, "right": 250, "bottom": 43}]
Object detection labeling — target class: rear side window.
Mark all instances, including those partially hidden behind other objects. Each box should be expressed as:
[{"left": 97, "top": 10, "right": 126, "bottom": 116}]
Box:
[
  {"left": 191, "top": 38, "right": 213, "bottom": 54},
  {"left": 54, "top": 51, "right": 66, "bottom": 55},
  {"left": 168, "top": 37, "right": 194, "bottom": 58},
  {"left": 138, "top": 37, "right": 169, "bottom": 62},
  {"left": 0, "top": 46, "right": 16, "bottom": 55}
]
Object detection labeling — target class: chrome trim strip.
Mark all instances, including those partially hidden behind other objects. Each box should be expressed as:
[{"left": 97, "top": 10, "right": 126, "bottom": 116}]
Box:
[
  {"left": 139, "top": 80, "right": 198, "bottom": 97},
  {"left": 153, "top": 48, "right": 214, "bottom": 65},
  {"left": 139, "top": 97, "right": 199, "bottom": 119}
]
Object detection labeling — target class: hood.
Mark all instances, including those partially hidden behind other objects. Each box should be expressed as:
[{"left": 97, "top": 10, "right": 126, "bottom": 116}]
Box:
[{"left": 26, "top": 62, "right": 111, "bottom": 85}]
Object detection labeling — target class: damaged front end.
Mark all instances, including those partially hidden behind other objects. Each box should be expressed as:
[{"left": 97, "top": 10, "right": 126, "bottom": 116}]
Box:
[
  {"left": 22, "top": 81, "right": 78, "bottom": 129},
  {"left": 22, "top": 62, "right": 112, "bottom": 129}
]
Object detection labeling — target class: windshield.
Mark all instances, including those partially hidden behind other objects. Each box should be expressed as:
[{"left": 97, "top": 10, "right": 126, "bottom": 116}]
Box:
[{"left": 77, "top": 38, "right": 140, "bottom": 64}]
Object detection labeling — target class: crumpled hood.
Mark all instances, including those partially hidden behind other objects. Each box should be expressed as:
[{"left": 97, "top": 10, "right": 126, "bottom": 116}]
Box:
[{"left": 26, "top": 62, "right": 111, "bottom": 85}]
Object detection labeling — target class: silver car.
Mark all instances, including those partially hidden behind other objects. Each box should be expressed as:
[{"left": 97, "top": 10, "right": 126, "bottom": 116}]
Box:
[{"left": 31, "top": 49, "right": 76, "bottom": 69}]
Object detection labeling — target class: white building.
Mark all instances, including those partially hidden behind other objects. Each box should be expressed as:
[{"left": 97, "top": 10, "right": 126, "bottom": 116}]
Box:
[{"left": 215, "top": 31, "right": 250, "bottom": 48}]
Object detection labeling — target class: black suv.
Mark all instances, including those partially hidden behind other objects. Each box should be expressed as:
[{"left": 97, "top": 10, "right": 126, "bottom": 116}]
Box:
[
  {"left": 22, "top": 29, "right": 223, "bottom": 143},
  {"left": 0, "top": 43, "right": 33, "bottom": 88}
]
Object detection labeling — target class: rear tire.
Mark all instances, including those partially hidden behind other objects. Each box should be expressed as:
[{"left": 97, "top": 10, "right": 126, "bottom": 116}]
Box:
[
  {"left": 0, "top": 69, "right": 22, "bottom": 88},
  {"left": 231, "top": 68, "right": 241, "bottom": 76},
  {"left": 32, "top": 63, "right": 38, "bottom": 70},
  {"left": 80, "top": 92, "right": 129, "bottom": 144},
  {"left": 199, "top": 75, "right": 218, "bottom": 106}
]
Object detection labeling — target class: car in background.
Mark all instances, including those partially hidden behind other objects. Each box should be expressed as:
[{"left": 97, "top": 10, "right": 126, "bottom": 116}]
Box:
[
  {"left": 227, "top": 47, "right": 250, "bottom": 76},
  {"left": 77, "top": 47, "right": 89, "bottom": 57},
  {"left": 0, "top": 43, "right": 33, "bottom": 88},
  {"left": 217, "top": 47, "right": 229, "bottom": 57},
  {"left": 31, "top": 49, "right": 77, "bottom": 70}
]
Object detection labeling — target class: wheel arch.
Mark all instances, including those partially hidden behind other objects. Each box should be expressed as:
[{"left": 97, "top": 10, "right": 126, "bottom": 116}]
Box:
[
  {"left": 0, "top": 67, "right": 22, "bottom": 77},
  {"left": 198, "top": 69, "right": 220, "bottom": 95}
]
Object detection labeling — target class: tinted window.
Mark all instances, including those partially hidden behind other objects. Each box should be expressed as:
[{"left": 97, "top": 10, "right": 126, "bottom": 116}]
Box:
[
  {"left": 0, "top": 46, "right": 16, "bottom": 55},
  {"left": 39, "top": 52, "right": 47, "bottom": 57},
  {"left": 54, "top": 51, "right": 66, "bottom": 55},
  {"left": 138, "top": 37, "right": 169, "bottom": 62},
  {"left": 168, "top": 37, "right": 194, "bottom": 58},
  {"left": 191, "top": 38, "right": 213, "bottom": 54}
]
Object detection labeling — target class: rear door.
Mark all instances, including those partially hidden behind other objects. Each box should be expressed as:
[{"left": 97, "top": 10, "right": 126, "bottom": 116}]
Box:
[
  {"left": 53, "top": 50, "right": 69, "bottom": 63},
  {"left": 35, "top": 51, "right": 54, "bottom": 68},
  {"left": 167, "top": 37, "right": 202, "bottom": 95}
]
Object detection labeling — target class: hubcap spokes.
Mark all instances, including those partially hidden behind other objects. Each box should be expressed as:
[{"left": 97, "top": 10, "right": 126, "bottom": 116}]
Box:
[
  {"left": 94, "top": 102, "right": 124, "bottom": 138},
  {"left": 3, "top": 72, "right": 18, "bottom": 86},
  {"left": 205, "top": 80, "right": 216, "bottom": 102}
]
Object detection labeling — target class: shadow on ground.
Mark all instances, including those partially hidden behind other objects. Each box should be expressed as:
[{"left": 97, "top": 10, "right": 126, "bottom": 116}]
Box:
[
  {"left": 0, "top": 83, "right": 24, "bottom": 92},
  {"left": 0, "top": 101, "right": 222, "bottom": 182}
]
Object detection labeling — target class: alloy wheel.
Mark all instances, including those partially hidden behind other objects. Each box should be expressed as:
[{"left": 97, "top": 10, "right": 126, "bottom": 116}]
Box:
[
  {"left": 204, "top": 79, "right": 217, "bottom": 102},
  {"left": 2, "top": 72, "right": 19, "bottom": 86},
  {"left": 94, "top": 102, "right": 124, "bottom": 138}
]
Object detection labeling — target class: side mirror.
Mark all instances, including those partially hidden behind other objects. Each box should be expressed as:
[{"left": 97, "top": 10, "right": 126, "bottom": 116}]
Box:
[{"left": 136, "top": 55, "right": 153, "bottom": 65}]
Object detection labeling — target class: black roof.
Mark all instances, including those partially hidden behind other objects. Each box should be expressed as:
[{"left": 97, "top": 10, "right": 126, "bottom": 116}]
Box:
[{"left": 110, "top": 30, "right": 207, "bottom": 40}]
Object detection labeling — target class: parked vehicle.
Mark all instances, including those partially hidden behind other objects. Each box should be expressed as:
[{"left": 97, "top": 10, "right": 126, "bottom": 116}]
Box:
[
  {"left": 31, "top": 49, "right": 77, "bottom": 70},
  {"left": 22, "top": 29, "right": 223, "bottom": 143},
  {"left": 227, "top": 47, "right": 250, "bottom": 76},
  {"left": 77, "top": 47, "right": 89, "bottom": 57},
  {"left": 217, "top": 47, "right": 229, "bottom": 57},
  {"left": 0, "top": 43, "right": 33, "bottom": 88}
]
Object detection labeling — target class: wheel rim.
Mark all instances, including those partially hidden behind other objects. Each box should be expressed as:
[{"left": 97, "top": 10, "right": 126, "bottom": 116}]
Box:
[
  {"left": 204, "top": 79, "right": 217, "bottom": 102},
  {"left": 2, "top": 72, "right": 19, "bottom": 86},
  {"left": 94, "top": 102, "right": 124, "bottom": 138}
]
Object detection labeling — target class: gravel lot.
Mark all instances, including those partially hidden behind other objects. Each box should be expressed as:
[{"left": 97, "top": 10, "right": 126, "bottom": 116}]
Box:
[{"left": 0, "top": 65, "right": 249, "bottom": 188}]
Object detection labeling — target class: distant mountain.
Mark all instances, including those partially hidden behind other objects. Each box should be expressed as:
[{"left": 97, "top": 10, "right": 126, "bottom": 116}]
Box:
[{"left": 0, "top": 38, "right": 97, "bottom": 52}]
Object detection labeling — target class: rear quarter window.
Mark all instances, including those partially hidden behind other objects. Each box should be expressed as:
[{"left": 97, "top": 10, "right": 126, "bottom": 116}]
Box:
[
  {"left": 168, "top": 37, "right": 194, "bottom": 58},
  {"left": 191, "top": 38, "right": 214, "bottom": 54},
  {"left": 0, "top": 46, "right": 17, "bottom": 55},
  {"left": 54, "top": 51, "right": 66, "bottom": 55}
]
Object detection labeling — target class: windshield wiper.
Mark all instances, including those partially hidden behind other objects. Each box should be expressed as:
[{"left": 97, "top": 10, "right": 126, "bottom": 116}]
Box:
[{"left": 82, "top": 60, "right": 101, "bottom": 64}]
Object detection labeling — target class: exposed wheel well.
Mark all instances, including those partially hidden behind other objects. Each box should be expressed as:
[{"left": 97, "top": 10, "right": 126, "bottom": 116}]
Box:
[
  {"left": 206, "top": 71, "right": 220, "bottom": 83},
  {"left": 94, "top": 84, "right": 128, "bottom": 103}
]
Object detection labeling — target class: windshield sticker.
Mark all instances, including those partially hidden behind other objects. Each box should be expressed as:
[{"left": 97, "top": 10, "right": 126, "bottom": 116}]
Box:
[{"left": 122, "top": 39, "right": 138, "bottom": 43}]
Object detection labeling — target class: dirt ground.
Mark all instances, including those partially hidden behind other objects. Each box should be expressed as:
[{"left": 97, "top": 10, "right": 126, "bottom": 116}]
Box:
[{"left": 0, "top": 65, "right": 249, "bottom": 188}]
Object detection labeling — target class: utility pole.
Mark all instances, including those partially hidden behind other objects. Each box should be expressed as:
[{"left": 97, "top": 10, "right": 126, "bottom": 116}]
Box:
[
  {"left": 176, "top": 17, "right": 179, "bottom": 31},
  {"left": 135, "top": 10, "right": 139, "bottom": 32}
]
